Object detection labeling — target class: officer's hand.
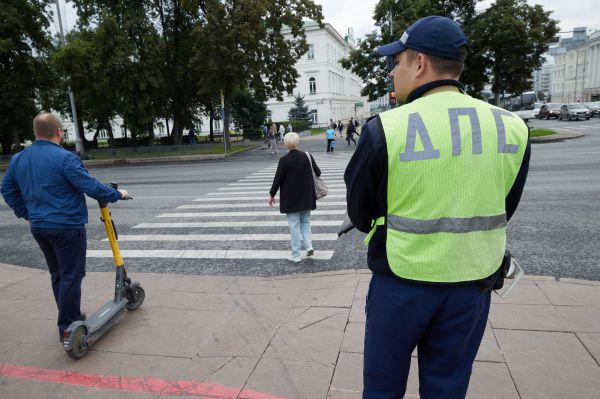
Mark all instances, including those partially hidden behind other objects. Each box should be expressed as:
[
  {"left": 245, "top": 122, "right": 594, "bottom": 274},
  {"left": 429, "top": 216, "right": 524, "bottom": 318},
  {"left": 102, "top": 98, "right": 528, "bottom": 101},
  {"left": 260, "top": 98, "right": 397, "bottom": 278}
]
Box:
[
  {"left": 268, "top": 196, "right": 275, "bottom": 207},
  {"left": 118, "top": 189, "right": 129, "bottom": 199}
]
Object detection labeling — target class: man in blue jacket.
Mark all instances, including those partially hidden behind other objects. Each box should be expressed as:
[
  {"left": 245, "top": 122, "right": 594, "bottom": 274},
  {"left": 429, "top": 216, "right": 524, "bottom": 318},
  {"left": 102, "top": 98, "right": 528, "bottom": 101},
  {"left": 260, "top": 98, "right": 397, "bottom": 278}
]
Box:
[{"left": 1, "top": 113, "right": 128, "bottom": 342}]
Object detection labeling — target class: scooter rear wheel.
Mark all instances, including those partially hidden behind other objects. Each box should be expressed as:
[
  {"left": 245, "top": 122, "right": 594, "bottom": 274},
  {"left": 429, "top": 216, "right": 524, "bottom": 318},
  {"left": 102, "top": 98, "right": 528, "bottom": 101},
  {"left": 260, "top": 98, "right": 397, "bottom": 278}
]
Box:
[
  {"left": 65, "top": 325, "right": 88, "bottom": 359},
  {"left": 126, "top": 286, "right": 145, "bottom": 311}
]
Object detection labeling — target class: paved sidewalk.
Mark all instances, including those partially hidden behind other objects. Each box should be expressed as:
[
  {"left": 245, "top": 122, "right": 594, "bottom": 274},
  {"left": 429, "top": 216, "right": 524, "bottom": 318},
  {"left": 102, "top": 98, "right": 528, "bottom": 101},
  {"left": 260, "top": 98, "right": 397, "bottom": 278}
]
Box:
[{"left": 0, "top": 262, "right": 599, "bottom": 398}]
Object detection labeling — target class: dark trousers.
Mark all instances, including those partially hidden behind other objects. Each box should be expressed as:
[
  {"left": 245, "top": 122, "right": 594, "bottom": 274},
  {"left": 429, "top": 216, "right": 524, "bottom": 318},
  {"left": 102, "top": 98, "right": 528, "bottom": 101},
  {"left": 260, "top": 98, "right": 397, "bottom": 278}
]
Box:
[
  {"left": 363, "top": 273, "right": 490, "bottom": 399},
  {"left": 31, "top": 227, "right": 87, "bottom": 335},
  {"left": 327, "top": 139, "right": 334, "bottom": 152},
  {"left": 347, "top": 134, "right": 356, "bottom": 145}
]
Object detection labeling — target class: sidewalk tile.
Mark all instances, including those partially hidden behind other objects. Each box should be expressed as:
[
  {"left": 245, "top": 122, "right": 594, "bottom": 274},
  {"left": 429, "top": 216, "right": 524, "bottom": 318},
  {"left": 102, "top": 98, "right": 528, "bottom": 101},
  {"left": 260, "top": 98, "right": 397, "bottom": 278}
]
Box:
[
  {"left": 264, "top": 307, "right": 348, "bottom": 364},
  {"left": 0, "top": 265, "right": 44, "bottom": 285},
  {"left": 577, "top": 332, "right": 600, "bottom": 364},
  {"left": 327, "top": 389, "right": 362, "bottom": 399},
  {"left": 295, "top": 286, "right": 356, "bottom": 308},
  {"left": 307, "top": 274, "right": 360, "bottom": 290},
  {"left": 490, "top": 284, "right": 551, "bottom": 305},
  {"left": 556, "top": 306, "right": 600, "bottom": 332},
  {"left": 489, "top": 304, "right": 570, "bottom": 331},
  {"left": 244, "top": 357, "right": 334, "bottom": 399},
  {"left": 468, "top": 361, "right": 519, "bottom": 399},
  {"left": 558, "top": 278, "right": 600, "bottom": 287},
  {"left": 475, "top": 322, "right": 503, "bottom": 363},
  {"left": 348, "top": 299, "right": 366, "bottom": 323},
  {"left": 177, "top": 356, "right": 258, "bottom": 392},
  {"left": 354, "top": 280, "right": 369, "bottom": 300},
  {"left": 495, "top": 330, "right": 600, "bottom": 398},
  {"left": 330, "top": 352, "right": 363, "bottom": 392},
  {"left": 538, "top": 283, "right": 600, "bottom": 306},
  {"left": 340, "top": 322, "right": 364, "bottom": 354}
]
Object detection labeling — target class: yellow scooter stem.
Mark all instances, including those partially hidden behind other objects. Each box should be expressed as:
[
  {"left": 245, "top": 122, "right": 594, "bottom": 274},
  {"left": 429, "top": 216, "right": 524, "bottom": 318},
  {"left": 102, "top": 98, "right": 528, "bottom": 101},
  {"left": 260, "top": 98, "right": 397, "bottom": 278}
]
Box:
[{"left": 100, "top": 206, "right": 125, "bottom": 268}]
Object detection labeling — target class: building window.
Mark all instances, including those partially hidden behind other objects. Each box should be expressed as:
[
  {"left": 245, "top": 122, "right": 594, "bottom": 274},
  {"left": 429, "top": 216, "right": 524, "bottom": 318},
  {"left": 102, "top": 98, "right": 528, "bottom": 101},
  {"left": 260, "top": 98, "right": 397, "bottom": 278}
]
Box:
[
  {"left": 309, "top": 109, "right": 318, "bottom": 124},
  {"left": 215, "top": 120, "right": 221, "bottom": 131},
  {"left": 308, "top": 44, "right": 314, "bottom": 60},
  {"left": 309, "top": 77, "right": 316, "bottom": 94}
]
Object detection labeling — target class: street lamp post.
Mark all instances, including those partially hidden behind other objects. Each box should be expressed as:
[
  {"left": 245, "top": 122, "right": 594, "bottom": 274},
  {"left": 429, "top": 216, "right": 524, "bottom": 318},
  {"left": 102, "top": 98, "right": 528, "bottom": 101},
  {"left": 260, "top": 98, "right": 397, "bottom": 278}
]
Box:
[{"left": 55, "top": 0, "right": 84, "bottom": 158}]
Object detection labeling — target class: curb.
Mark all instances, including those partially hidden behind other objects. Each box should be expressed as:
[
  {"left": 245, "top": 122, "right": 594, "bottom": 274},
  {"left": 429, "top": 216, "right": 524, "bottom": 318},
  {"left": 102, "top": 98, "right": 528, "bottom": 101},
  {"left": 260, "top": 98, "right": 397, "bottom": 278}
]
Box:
[
  {"left": 0, "top": 145, "right": 260, "bottom": 172},
  {"left": 529, "top": 132, "right": 584, "bottom": 143}
]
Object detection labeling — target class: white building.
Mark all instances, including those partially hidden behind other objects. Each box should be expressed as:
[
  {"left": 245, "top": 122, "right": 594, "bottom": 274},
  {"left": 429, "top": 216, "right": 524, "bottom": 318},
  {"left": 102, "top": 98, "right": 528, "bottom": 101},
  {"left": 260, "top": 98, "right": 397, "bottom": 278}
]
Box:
[
  {"left": 551, "top": 28, "right": 600, "bottom": 102},
  {"left": 533, "top": 61, "right": 553, "bottom": 99},
  {"left": 264, "top": 21, "right": 368, "bottom": 128}
]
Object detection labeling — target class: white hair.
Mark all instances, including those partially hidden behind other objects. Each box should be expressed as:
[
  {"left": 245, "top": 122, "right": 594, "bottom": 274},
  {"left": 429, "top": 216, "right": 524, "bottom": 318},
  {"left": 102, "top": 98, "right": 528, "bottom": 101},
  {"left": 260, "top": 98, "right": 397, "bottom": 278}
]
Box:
[{"left": 284, "top": 132, "right": 299, "bottom": 149}]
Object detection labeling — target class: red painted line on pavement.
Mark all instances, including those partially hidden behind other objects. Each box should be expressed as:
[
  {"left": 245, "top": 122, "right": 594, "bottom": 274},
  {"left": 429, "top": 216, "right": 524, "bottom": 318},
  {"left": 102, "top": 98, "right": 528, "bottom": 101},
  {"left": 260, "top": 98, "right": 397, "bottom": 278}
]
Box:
[{"left": 0, "top": 362, "right": 285, "bottom": 399}]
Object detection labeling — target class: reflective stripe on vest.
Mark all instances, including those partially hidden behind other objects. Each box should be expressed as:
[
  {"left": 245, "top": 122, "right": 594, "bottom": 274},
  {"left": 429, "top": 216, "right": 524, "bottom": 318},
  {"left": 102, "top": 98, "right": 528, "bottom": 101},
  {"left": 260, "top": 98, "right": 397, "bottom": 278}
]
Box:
[{"left": 374, "top": 91, "right": 527, "bottom": 283}]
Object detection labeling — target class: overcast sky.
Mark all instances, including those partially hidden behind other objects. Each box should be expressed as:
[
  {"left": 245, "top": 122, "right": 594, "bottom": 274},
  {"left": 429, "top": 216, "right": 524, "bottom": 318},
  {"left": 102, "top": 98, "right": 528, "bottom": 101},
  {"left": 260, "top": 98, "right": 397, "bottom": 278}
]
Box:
[
  {"left": 317, "top": 0, "right": 599, "bottom": 40},
  {"left": 56, "top": 0, "right": 598, "bottom": 40}
]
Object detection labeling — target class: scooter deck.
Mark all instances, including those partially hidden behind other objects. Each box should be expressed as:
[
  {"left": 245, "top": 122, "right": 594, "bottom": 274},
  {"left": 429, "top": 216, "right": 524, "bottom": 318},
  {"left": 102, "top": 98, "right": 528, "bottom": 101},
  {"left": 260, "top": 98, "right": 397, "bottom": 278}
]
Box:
[{"left": 85, "top": 298, "right": 128, "bottom": 339}]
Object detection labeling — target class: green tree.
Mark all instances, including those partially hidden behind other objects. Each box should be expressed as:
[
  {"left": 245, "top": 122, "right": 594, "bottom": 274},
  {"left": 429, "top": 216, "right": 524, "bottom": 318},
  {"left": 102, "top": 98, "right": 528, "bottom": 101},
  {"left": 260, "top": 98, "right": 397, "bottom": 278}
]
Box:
[
  {"left": 537, "top": 90, "right": 545, "bottom": 101},
  {"left": 0, "top": 0, "right": 55, "bottom": 154},
  {"left": 342, "top": 0, "right": 482, "bottom": 100},
  {"left": 479, "top": 0, "right": 558, "bottom": 104},
  {"left": 190, "top": 0, "right": 323, "bottom": 150},
  {"left": 69, "top": 0, "right": 170, "bottom": 146},
  {"left": 230, "top": 89, "right": 268, "bottom": 131},
  {"left": 288, "top": 94, "right": 312, "bottom": 131}
]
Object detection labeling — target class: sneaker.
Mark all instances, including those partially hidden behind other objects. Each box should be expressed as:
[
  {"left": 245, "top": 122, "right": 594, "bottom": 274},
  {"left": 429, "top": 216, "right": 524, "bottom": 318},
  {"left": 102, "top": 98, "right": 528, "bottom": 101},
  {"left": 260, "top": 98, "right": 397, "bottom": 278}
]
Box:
[
  {"left": 288, "top": 256, "right": 301, "bottom": 263},
  {"left": 306, "top": 249, "right": 314, "bottom": 257}
]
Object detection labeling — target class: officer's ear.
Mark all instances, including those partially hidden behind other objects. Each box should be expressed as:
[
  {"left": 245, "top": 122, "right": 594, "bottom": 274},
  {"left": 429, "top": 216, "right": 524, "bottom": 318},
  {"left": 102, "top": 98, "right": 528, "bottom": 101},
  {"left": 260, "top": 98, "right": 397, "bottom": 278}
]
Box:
[{"left": 415, "top": 53, "right": 427, "bottom": 77}]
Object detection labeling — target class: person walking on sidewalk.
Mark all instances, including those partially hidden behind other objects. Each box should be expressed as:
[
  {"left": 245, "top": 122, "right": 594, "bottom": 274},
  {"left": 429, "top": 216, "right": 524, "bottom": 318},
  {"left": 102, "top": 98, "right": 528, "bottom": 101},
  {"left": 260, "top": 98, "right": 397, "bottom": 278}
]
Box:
[
  {"left": 1, "top": 113, "right": 129, "bottom": 343},
  {"left": 269, "top": 122, "right": 279, "bottom": 154},
  {"left": 337, "top": 120, "right": 344, "bottom": 138},
  {"left": 344, "top": 16, "right": 530, "bottom": 398},
  {"left": 268, "top": 132, "right": 319, "bottom": 262},
  {"left": 278, "top": 123, "right": 285, "bottom": 142},
  {"left": 188, "top": 126, "right": 196, "bottom": 145},
  {"left": 326, "top": 125, "right": 336, "bottom": 152},
  {"left": 346, "top": 118, "right": 357, "bottom": 146}
]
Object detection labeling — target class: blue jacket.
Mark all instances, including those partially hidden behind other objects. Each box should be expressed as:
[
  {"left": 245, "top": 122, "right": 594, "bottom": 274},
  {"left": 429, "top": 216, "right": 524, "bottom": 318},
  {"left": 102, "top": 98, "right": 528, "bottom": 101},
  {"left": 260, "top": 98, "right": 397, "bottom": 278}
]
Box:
[{"left": 1, "top": 140, "right": 121, "bottom": 228}]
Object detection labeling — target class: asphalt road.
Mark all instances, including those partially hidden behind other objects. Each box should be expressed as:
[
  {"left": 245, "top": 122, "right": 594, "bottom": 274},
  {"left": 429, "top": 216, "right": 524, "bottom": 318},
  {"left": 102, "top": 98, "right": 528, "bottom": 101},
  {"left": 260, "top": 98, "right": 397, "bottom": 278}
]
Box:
[{"left": 1, "top": 119, "right": 599, "bottom": 281}]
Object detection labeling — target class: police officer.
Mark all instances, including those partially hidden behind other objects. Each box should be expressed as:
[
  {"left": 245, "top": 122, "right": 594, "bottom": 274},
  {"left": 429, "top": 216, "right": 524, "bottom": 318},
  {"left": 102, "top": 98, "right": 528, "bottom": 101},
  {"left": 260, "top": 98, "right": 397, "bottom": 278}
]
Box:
[
  {"left": 344, "top": 16, "right": 530, "bottom": 398},
  {"left": 1, "top": 113, "right": 128, "bottom": 343}
]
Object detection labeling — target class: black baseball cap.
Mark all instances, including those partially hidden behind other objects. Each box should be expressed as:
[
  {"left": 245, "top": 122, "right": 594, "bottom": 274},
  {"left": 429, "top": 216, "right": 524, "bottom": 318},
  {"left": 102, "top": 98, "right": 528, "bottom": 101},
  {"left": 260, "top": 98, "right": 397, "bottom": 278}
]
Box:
[{"left": 377, "top": 16, "right": 468, "bottom": 62}]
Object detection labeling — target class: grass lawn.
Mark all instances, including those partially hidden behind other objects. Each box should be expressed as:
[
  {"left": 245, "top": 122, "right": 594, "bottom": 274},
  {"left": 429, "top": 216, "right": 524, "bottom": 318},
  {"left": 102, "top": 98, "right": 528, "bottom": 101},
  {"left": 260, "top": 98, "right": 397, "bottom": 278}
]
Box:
[
  {"left": 91, "top": 144, "right": 251, "bottom": 160},
  {"left": 310, "top": 128, "right": 324, "bottom": 135},
  {"left": 530, "top": 128, "right": 558, "bottom": 137}
]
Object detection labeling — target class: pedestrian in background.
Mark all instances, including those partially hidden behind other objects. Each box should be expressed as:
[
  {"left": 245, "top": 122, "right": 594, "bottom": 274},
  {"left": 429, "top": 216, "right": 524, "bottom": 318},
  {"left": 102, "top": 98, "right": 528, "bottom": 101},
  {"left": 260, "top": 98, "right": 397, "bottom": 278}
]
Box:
[
  {"left": 287, "top": 123, "right": 293, "bottom": 134},
  {"left": 188, "top": 126, "right": 196, "bottom": 145},
  {"left": 346, "top": 118, "right": 357, "bottom": 146},
  {"left": 269, "top": 122, "right": 279, "bottom": 154},
  {"left": 1, "top": 113, "right": 129, "bottom": 343},
  {"left": 326, "top": 125, "right": 336, "bottom": 152},
  {"left": 278, "top": 123, "right": 285, "bottom": 142},
  {"left": 337, "top": 120, "right": 344, "bottom": 137},
  {"left": 268, "top": 132, "right": 319, "bottom": 262},
  {"left": 345, "top": 16, "right": 530, "bottom": 398}
]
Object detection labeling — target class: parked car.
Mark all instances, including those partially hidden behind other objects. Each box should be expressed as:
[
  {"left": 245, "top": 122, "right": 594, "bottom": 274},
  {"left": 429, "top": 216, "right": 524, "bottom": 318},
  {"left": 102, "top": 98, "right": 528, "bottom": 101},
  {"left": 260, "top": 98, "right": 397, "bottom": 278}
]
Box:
[
  {"left": 584, "top": 102, "right": 599, "bottom": 117},
  {"left": 514, "top": 109, "right": 536, "bottom": 121},
  {"left": 559, "top": 103, "right": 591, "bottom": 121},
  {"left": 538, "top": 103, "right": 562, "bottom": 119}
]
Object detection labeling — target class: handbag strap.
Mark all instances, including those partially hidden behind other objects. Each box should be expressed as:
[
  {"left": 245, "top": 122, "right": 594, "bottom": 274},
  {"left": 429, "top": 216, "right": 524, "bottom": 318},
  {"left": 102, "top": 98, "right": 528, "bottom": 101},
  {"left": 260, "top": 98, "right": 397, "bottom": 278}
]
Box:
[{"left": 305, "top": 152, "right": 316, "bottom": 175}]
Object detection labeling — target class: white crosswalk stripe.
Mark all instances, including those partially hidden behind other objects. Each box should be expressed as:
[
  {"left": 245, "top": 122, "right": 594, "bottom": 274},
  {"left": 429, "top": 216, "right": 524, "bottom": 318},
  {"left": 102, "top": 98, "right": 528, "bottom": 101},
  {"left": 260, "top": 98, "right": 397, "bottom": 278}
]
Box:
[
  {"left": 157, "top": 210, "right": 347, "bottom": 218},
  {"left": 88, "top": 154, "right": 352, "bottom": 262},
  {"left": 88, "top": 249, "right": 335, "bottom": 260}
]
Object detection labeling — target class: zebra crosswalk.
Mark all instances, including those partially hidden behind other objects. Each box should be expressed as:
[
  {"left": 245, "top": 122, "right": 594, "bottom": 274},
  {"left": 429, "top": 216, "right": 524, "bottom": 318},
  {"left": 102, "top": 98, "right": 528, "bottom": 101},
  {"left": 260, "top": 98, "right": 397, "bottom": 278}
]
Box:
[{"left": 87, "top": 153, "right": 353, "bottom": 262}]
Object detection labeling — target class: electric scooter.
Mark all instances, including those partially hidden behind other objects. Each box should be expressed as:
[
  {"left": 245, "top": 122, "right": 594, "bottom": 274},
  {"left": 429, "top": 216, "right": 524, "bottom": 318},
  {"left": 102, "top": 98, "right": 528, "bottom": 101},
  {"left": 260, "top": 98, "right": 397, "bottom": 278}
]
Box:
[{"left": 63, "top": 183, "right": 145, "bottom": 359}]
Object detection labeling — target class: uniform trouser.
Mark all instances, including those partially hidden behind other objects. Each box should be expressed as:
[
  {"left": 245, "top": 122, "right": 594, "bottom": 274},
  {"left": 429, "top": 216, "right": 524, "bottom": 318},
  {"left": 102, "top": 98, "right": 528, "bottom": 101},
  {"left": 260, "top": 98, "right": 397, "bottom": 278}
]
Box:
[
  {"left": 31, "top": 227, "right": 87, "bottom": 335},
  {"left": 363, "top": 273, "right": 490, "bottom": 399}
]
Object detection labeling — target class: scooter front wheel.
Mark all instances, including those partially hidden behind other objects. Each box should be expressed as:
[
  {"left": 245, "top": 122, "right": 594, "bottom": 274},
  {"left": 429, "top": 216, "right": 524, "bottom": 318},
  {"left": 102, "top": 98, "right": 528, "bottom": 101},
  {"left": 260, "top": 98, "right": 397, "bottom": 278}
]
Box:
[
  {"left": 126, "top": 286, "right": 145, "bottom": 311},
  {"left": 65, "top": 325, "right": 88, "bottom": 359}
]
